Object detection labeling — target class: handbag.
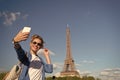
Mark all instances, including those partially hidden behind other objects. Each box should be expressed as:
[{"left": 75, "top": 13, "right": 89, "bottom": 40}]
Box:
[{"left": 3, "top": 62, "right": 22, "bottom": 80}]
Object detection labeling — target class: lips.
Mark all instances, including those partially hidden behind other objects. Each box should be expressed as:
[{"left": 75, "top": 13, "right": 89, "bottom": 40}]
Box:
[{"left": 32, "top": 45, "right": 39, "bottom": 51}]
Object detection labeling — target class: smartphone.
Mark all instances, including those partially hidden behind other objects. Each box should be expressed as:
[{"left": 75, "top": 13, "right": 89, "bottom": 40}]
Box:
[{"left": 22, "top": 26, "right": 31, "bottom": 33}]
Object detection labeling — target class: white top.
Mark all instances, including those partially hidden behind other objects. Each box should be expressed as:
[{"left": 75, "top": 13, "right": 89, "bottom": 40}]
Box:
[{"left": 28, "top": 53, "right": 43, "bottom": 80}]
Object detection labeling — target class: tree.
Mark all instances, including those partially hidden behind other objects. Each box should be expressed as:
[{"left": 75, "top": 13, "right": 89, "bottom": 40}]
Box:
[
  {"left": 87, "top": 76, "right": 95, "bottom": 80},
  {"left": 0, "top": 72, "right": 7, "bottom": 80}
]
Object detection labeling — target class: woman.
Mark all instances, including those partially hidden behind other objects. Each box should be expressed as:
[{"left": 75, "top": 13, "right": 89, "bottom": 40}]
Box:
[{"left": 12, "top": 30, "right": 53, "bottom": 80}]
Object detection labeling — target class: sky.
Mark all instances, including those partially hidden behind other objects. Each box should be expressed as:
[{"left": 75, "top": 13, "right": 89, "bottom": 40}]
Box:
[{"left": 0, "top": 0, "right": 120, "bottom": 79}]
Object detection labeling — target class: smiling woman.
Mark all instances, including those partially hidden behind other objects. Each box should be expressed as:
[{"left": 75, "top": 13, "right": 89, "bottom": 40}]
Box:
[{"left": 10, "top": 28, "right": 53, "bottom": 80}]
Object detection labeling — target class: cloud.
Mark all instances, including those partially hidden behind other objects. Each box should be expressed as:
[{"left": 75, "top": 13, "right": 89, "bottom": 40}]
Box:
[
  {"left": 52, "top": 62, "right": 81, "bottom": 70},
  {"left": 80, "top": 60, "right": 95, "bottom": 64},
  {"left": 53, "top": 63, "right": 63, "bottom": 70},
  {"left": 0, "top": 11, "right": 28, "bottom": 26},
  {"left": 80, "top": 70, "right": 92, "bottom": 77},
  {"left": 3, "top": 12, "right": 19, "bottom": 25},
  {"left": 22, "top": 14, "right": 29, "bottom": 20},
  {"left": 75, "top": 63, "right": 81, "bottom": 67},
  {"left": 100, "top": 68, "right": 120, "bottom": 76},
  {"left": 100, "top": 71, "right": 109, "bottom": 76},
  {"left": 100, "top": 68, "right": 120, "bottom": 80}
]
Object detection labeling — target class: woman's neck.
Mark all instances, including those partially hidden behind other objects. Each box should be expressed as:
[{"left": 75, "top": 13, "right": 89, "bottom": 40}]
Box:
[{"left": 30, "top": 50, "right": 37, "bottom": 55}]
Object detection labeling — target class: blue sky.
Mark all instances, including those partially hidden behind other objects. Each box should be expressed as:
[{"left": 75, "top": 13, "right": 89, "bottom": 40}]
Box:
[{"left": 0, "top": 0, "right": 120, "bottom": 79}]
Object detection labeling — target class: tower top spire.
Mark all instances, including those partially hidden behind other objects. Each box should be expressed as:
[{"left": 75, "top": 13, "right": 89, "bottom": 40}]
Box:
[{"left": 67, "top": 24, "right": 69, "bottom": 27}]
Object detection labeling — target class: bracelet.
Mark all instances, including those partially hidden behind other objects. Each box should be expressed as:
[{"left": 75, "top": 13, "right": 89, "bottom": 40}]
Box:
[{"left": 12, "top": 39, "right": 19, "bottom": 44}]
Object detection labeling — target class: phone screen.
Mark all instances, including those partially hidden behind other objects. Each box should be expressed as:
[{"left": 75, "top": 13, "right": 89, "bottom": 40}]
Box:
[{"left": 22, "top": 27, "right": 31, "bottom": 33}]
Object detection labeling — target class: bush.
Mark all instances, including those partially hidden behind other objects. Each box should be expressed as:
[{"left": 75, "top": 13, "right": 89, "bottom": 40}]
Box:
[
  {"left": 46, "top": 76, "right": 101, "bottom": 80},
  {"left": 0, "top": 72, "right": 8, "bottom": 80}
]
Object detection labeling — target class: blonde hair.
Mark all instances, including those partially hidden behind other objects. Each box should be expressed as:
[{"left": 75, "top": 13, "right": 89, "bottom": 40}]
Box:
[{"left": 31, "top": 34, "right": 44, "bottom": 48}]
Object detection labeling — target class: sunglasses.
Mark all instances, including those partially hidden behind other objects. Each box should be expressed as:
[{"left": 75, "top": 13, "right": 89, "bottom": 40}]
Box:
[{"left": 32, "top": 41, "right": 42, "bottom": 47}]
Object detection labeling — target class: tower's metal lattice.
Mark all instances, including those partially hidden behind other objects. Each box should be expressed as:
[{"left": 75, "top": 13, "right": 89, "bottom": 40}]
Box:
[{"left": 60, "top": 26, "right": 80, "bottom": 77}]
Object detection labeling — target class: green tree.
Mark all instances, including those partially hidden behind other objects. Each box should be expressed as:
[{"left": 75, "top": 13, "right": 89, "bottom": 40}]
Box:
[
  {"left": 0, "top": 72, "right": 7, "bottom": 80},
  {"left": 45, "top": 76, "right": 101, "bottom": 80},
  {"left": 87, "top": 76, "right": 95, "bottom": 80},
  {"left": 96, "top": 78, "right": 101, "bottom": 80}
]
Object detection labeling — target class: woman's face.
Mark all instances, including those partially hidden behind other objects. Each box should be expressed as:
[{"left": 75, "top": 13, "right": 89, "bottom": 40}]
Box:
[{"left": 30, "top": 38, "right": 42, "bottom": 53}]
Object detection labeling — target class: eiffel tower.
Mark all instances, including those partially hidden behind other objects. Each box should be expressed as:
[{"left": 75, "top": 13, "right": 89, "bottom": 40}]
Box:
[{"left": 60, "top": 26, "right": 80, "bottom": 77}]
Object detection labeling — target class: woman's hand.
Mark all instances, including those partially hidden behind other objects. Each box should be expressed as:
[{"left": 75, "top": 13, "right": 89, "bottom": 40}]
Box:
[
  {"left": 13, "top": 30, "right": 30, "bottom": 43},
  {"left": 44, "top": 48, "right": 49, "bottom": 56},
  {"left": 43, "top": 48, "right": 51, "bottom": 64}
]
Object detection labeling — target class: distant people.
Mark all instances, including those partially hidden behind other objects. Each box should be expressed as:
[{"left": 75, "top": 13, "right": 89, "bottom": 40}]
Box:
[
  {"left": 52, "top": 76, "right": 56, "bottom": 80},
  {"left": 12, "top": 29, "right": 53, "bottom": 80}
]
